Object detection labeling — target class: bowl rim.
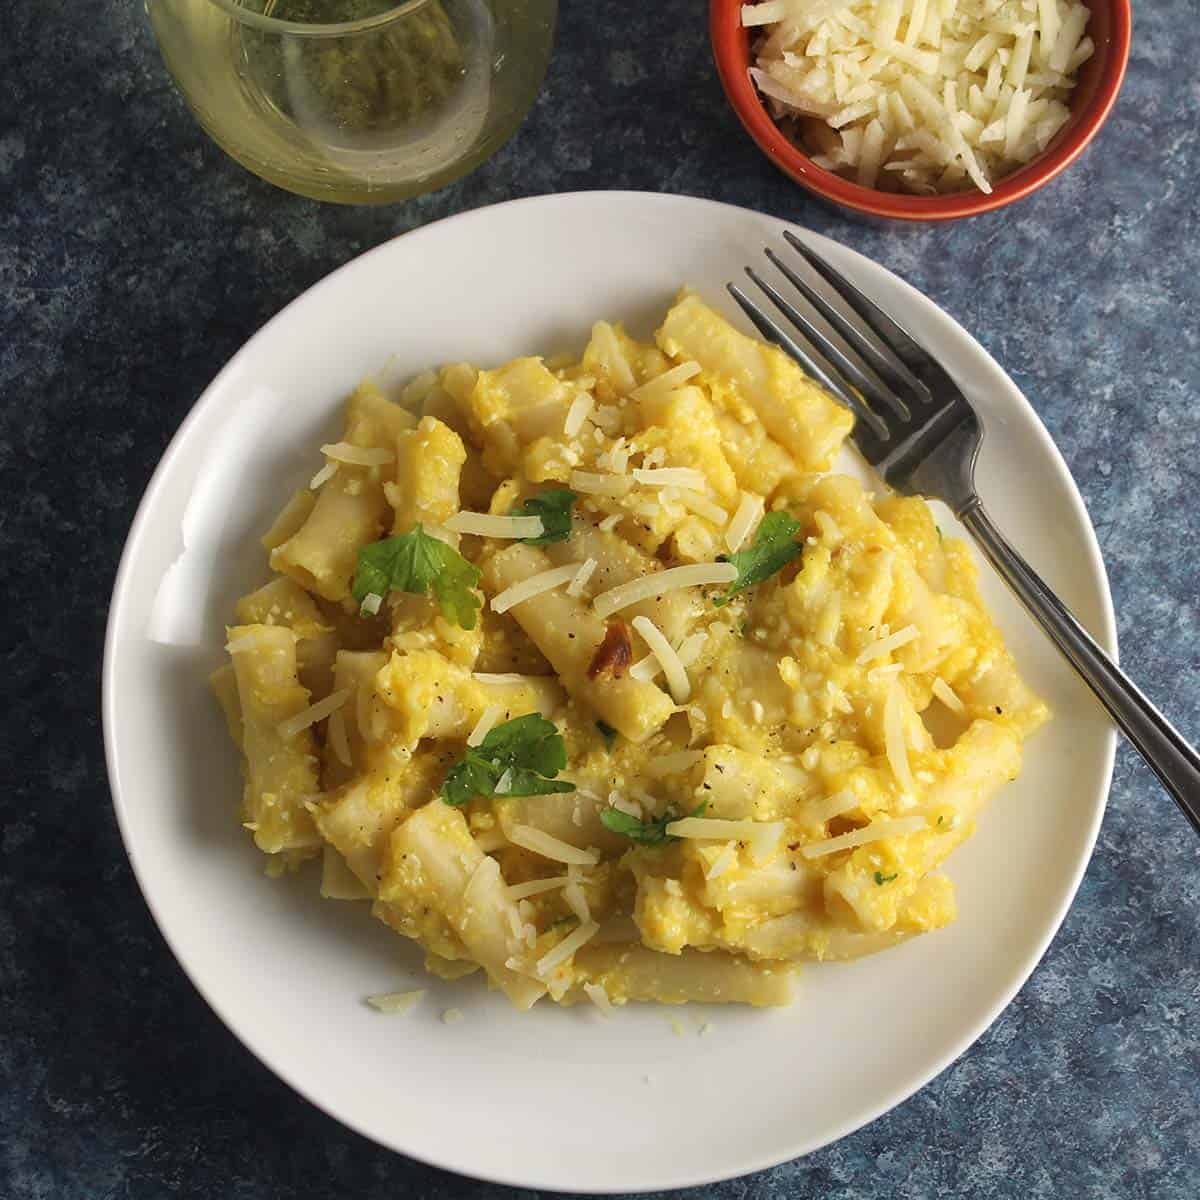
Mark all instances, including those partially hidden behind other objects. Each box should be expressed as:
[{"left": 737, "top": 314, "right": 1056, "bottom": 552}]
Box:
[{"left": 710, "top": 0, "right": 1132, "bottom": 221}]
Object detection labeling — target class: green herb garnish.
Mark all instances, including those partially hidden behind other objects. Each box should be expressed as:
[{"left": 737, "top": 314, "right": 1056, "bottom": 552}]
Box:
[
  {"left": 441, "top": 713, "right": 576, "bottom": 807},
  {"left": 873, "top": 871, "right": 899, "bottom": 885},
  {"left": 596, "top": 720, "right": 618, "bottom": 750},
  {"left": 353, "top": 524, "right": 481, "bottom": 630},
  {"left": 510, "top": 488, "right": 577, "bottom": 545},
  {"left": 713, "top": 511, "right": 803, "bottom": 606},
  {"left": 600, "top": 801, "right": 706, "bottom": 846}
]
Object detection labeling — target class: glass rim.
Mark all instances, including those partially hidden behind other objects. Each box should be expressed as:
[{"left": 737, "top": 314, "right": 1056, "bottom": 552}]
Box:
[{"left": 206, "top": 0, "right": 431, "bottom": 36}]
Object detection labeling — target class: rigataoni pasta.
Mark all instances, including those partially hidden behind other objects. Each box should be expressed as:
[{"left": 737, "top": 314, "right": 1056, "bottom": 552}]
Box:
[{"left": 213, "top": 290, "right": 1048, "bottom": 1010}]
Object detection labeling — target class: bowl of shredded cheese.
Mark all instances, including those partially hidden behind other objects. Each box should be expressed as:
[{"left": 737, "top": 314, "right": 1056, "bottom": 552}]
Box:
[{"left": 711, "top": 0, "right": 1131, "bottom": 220}]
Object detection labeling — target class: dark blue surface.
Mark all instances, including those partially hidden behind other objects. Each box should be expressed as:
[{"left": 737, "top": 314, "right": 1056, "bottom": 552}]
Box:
[{"left": 3, "top": 2, "right": 1198, "bottom": 1197}]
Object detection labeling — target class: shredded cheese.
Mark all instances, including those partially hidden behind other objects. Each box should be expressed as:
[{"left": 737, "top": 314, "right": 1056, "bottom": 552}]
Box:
[
  {"left": 535, "top": 919, "right": 600, "bottom": 977},
  {"left": 800, "top": 815, "right": 928, "bottom": 859},
  {"left": 359, "top": 591, "right": 383, "bottom": 617},
  {"left": 508, "top": 825, "right": 599, "bottom": 866},
  {"left": 932, "top": 677, "right": 967, "bottom": 715},
  {"left": 570, "top": 470, "right": 633, "bottom": 496},
  {"left": 665, "top": 817, "right": 785, "bottom": 863},
  {"left": 490, "top": 564, "right": 579, "bottom": 613},
  {"left": 467, "top": 703, "right": 504, "bottom": 748},
  {"left": 632, "top": 615, "right": 691, "bottom": 703},
  {"left": 473, "top": 672, "right": 542, "bottom": 686},
  {"left": 631, "top": 466, "right": 709, "bottom": 491},
  {"left": 320, "top": 442, "right": 394, "bottom": 467},
  {"left": 365, "top": 990, "right": 425, "bottom": 1013},
  {"left": 704, "top": 842, "right": 738, "bottom": 881},
  {"left": 677, "top": 489, "right": 729, "bottom": 525},
  {"left": 592, "top": 562, "right": 737, "bottom": 618},
  {"left": 884, "top": 682, "right": 919, "bottom": 796},
  {"left": 802, "top": 789, "right": 860, "bottom": 825},
  {"left": 506, "top": 875, "right": 571, "bottom": 901},
  {"left": 277, "top": 687, "right": 351, "bottom": 740},
  {"left": 566, "top": 557, "right": 598, "bottom": 597},
  {"left": 583, "top": 982, "right": 615, "bottom": 1015},
  {"left": 327, "top": 705, "right": 353, "bottom": 766},
  {"left": 857, "top": 623, "right": 920, "bottom": 663},
  {"left": 646, "top": 750, "right": 703, "bottom": 776},
  {"left": 563, "top": 390, "right": 595, "bottom": 437},
  {"left": 310, "top": 460, "right": 339, "bottom": 489},
  {"left": 630, "top": 360, "right": 702, "bottom": 401},
  {"left": 726, "top": 492, "right": 765, "bottom": 552},
  {"left": 563, "top": 881, "right": 591, "bottom": 923},
  {"left": 746, "top": 0, "right": 1089, "bottom": 196},
  {"left": 445, "top": 511, "right": 544, "bottom": 539}
]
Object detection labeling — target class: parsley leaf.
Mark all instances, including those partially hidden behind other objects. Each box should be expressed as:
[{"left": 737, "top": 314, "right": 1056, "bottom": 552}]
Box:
[
  {"left": 352, "top": 524, "right": 481, "bottom": 630},
  {"left": 713, "top": 511, "right": 803, "bottom": 606},
  {"left": 441, "top": 713, "right": 576, "bottom": 807},
  {"left": 510, "top": 488, "right": 577, "bottom": 545},
  {"left": 874, "top": 871, "right": 899, "bottom": 885},
  {"left": 596, "top": 720, "right": 618, "bottom": 750},
  {"left": 600, "top": 801, "right": 707, "bottom": 846}
]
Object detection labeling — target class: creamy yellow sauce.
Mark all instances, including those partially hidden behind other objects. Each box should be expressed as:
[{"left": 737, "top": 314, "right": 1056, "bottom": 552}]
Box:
[{"left": 212, "top": 291, "right": 1049, "bottom": 1010}]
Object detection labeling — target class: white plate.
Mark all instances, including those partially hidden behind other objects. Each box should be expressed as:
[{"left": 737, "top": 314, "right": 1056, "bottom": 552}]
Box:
[{"left": 103, "top": 192, "right": 1117, "bottom": 1192}]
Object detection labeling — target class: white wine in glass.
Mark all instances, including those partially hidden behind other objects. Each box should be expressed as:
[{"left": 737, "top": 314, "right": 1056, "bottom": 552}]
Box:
[{"left": 146, "top": 0, "right": 557, "bottom": 203}]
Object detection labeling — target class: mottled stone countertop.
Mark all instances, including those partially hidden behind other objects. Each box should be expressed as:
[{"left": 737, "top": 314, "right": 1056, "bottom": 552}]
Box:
[{"left": 3, "top": 1, "right": 1198, "bottom": 1197}]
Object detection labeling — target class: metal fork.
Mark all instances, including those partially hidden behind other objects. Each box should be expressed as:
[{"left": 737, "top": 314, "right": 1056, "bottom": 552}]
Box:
[{"left": 730, "top": 230, "right": 1200, "bottom": 835}]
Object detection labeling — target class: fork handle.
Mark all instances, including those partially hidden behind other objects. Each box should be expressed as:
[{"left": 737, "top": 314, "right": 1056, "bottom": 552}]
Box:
[{"left": 960, "top": 498, "right": 1200, "bottom": 835}]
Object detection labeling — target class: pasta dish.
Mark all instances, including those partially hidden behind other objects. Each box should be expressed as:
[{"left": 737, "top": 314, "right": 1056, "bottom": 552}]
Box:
[{"left": 211, "top": 291, "right": 1048, "bottom": 1010}]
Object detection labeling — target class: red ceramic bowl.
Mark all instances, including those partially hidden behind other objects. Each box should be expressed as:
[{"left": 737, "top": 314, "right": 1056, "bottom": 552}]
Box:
[{"left": 711, "top": 0, "right": 1131, "bottom": 221}]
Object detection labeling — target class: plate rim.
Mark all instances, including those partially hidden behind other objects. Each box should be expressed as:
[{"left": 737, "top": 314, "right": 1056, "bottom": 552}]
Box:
[{"left": 102, "top": 189, "right": 1118, "bottom": 1192}]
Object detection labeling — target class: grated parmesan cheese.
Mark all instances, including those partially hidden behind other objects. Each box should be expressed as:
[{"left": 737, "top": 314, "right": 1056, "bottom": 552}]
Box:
[
  {"left": 933, "top": 677, "right": 967, "bottom": 714},
  {"left": 884, "top": 681, "right": 918, "bottom": 796},
  {"left": 467, "top": 703, "right": 504, "bottom": 748},
  {"left": 631, "top": 615, "right": 691, "bottom": 703},
  {"left": 570, "top": 470, "right": 633, "bottom": 497},
  {"left": 857, "top": 623, "right": 919, "bottom": 663},
  {"left": 509, "top": 825, "right": 599, "bottom": 866},
  {"left": 726, "top": 492, "right": 765, "bottom": 552},
  {"left": 489, "top": 564, "right": 579, "bottom": 614},
  {"left": 746, "top": 0, "right": 1090, "bottom": 195},
  {"left": 320, "top": 442, "right": 394, "bottom": 467},
  {"left": 677, "top": 489, "right": 730, "bottom": 525},
  {"left": 583, "top": 982, "right": 615, "bottom": 1015},
  {"left": 535, "top": 919, "right": 600, "bottom": 977},
  {"left": 646, "top": 750, "right": 704, "bottom": 776},
  {"left": 592, "top": 562, "right": 738, "bottom": 618},
  {"left": 445, "top": 511, "right": 544, "bottom": 539},
  {"left": 800, "top": 815, "right": 927, "bottom": 858},
  {"left": 567, "top": 557, "right": 598, "bottom": 597},
  {"left": 365, "top": 989, "right": 425, "bottom": 1013},
  {"left": 506, "top": 875, "right": 571, "bottom": 900},
  {"left": 310, "top": 460, "right": 339, "bottom": 489},
  {"left": 359, "top": 591, "right": 383, "bottom": 617},
  {"left": 277, "top": 687, "right": 351, "bottom": 740},
  {"left": 631, "top": 466, "right": 710, "bottom": 491},
  {"left": 666, "top": 817, "right": 785, "bottom": 863},
  {"left": 563, "top": 390, "right": 595, "bottom": 437}
]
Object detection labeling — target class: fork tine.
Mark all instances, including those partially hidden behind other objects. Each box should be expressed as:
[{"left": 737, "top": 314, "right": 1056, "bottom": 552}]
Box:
[
  {"left": 781, "top": 230, "right": 948, "bottom": 385},
  {"left": 747, "top": 264, "right": 910, "bottom": 425},
  {"left": 764, "top": 247, "right": 929, "bottom": 414},
  {"left": 726, "top": 282, "right": 890, "bottom": 441}
]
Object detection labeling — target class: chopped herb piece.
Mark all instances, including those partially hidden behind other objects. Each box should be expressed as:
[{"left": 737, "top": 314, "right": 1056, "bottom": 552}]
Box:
[
  {"left": 596, "top": 720, "right": 618, "bottom": 749},
  {"left": 713, "top": 511, "right": 803, "bottom": 606},
  {"left": 510, "top": 488, "right": 577, "bottom": 545},
  {"left": 353, "top": 524, "right": 481, "bottom": 629},
  {"left": 874, "top": 871, "right": 899, "bottom": 885},
  {"left": 441, "top": 713, "right": 576, "bottom": 806},
  {"left": 600, "top": 801, "right": 706, "bottom": 846}
]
